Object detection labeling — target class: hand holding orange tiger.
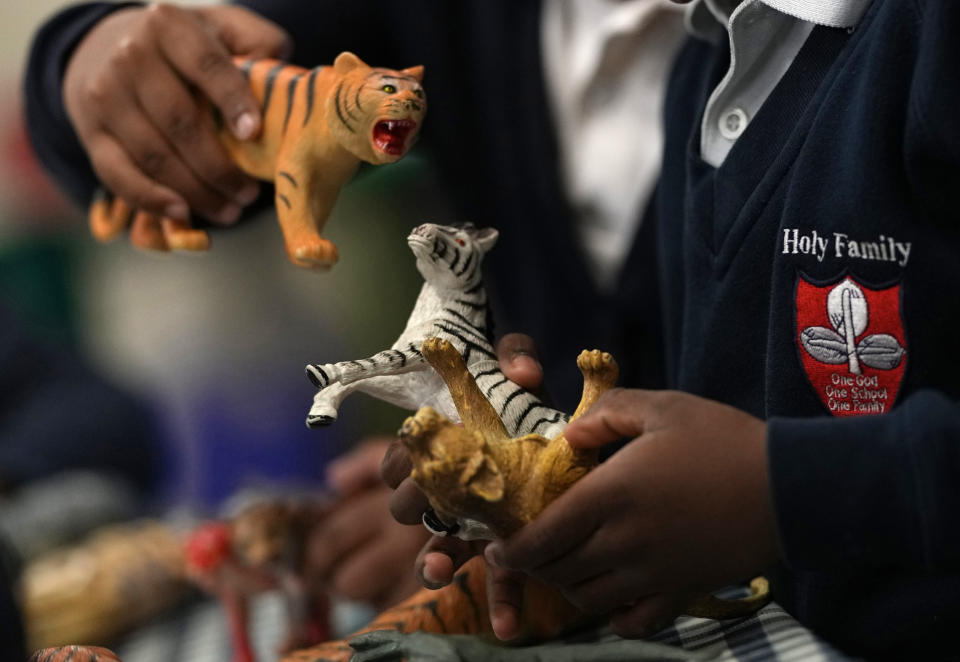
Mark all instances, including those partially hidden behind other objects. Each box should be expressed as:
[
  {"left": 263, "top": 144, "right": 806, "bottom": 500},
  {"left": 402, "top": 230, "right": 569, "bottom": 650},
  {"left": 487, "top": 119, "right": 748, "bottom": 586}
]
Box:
[{"left": 66, "top": 4, "right": 425, "bottom": 269}]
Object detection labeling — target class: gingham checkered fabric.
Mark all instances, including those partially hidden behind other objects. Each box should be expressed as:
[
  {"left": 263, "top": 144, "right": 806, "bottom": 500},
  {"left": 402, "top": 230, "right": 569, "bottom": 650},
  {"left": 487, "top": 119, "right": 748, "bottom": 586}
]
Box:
[
  {"left": 648, "top": 603, "right": 855, "bottom": 662},
  {"left": 113, "top": 595, "right": 855, "bottom": 662}
]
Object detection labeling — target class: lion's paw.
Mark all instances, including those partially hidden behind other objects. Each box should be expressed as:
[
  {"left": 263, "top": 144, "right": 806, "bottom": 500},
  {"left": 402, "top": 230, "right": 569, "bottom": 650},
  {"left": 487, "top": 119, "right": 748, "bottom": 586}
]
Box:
[{"left": 576, "top": 349, "right": 617, "bottom": 378}]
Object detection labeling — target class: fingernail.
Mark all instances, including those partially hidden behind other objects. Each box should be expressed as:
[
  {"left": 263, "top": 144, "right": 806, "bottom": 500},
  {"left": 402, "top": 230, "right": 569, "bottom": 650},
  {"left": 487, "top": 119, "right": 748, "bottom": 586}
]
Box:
[
  {"left": 511, "top": 350, "right": 541, "bottom": 369},
  {"left": 491, "top": 614, "right": 512, "bottom": 641},
  {"left": 215, "top": 203, "right": 241, "bottom": 226},
  {"left": 164, "top": 202, "right": 189, "bottom": 220},
  {"left": 234, "top": 112, "right": 257, "bottom": 140},
  {"left": 422, "top": 564, "right": 445, "bottom": 588},
  {"left": 235, "top": 181, "right": 260, "bottom": 206}
]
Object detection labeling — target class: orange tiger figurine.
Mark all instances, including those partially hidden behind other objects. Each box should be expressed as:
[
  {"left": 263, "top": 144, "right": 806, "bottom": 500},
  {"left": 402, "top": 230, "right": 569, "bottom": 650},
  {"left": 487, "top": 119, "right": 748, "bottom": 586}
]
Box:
[{"left": 89, "top": 51, "right": 426, "bottom": 269}]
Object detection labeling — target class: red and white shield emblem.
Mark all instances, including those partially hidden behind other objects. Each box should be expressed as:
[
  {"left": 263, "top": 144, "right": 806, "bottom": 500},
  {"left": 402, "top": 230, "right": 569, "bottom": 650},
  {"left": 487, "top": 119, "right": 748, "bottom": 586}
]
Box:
[{"left": 796, "top": 274, "right": 907, "bottom": 417}]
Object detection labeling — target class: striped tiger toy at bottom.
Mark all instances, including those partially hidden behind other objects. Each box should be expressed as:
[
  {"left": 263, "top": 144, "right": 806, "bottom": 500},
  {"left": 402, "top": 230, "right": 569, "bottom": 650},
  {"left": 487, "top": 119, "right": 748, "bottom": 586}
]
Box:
[{"left": 89, "top": 51, "right": 425, "bottom": 269}]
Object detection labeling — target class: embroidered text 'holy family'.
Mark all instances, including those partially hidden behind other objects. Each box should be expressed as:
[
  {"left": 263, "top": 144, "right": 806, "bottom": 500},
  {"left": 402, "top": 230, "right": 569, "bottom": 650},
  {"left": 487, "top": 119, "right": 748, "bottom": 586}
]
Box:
[{"left": 782, "top": 229, "right": 911, "bottom": 267}]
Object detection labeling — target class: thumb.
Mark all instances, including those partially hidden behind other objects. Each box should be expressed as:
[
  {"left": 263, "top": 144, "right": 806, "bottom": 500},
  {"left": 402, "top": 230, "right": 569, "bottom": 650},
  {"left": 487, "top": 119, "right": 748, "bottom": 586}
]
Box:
[
  {"left": 199, "top": 6, "right": 293, "bottom": 59},
  {"left": 563, "top": 389, "right": 648, "bottom": 450},
  {"left": 495, "top": 333, "right": 544, "bottom": 393},
  {"left": 415, "top": 535, "right": 478, "bottom": 588}
]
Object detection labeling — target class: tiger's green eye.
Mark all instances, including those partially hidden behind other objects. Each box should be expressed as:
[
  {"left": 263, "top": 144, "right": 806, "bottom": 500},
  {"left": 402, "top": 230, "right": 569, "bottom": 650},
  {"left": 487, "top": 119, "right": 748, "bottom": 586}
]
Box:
[{"left": 382, "top": 84, "right": 397, "bottom": 94}]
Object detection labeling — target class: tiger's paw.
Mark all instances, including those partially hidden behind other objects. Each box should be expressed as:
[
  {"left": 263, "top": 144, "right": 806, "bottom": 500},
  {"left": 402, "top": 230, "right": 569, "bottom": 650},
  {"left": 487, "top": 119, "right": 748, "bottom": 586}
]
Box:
[
  {"left": 129, "top": 211, "right": 171, "bottom": 252},
  {"left": 288, "top": 238, "right": 339, "bottom": 270},
  {"left": 162, "top": 218, "right": 211, "bottom": 252},
  {"left": 307, "top": 401, "right": 337, "bottom": 430},
  {"left": 306, "top": 412, "right": 336, "bottom": 428},
  {"left": 306, "top": 396, "right": 338, "bottom": 428},
  {"left": 306, "top": 363, "right": 340, "bottom": 389},
  {"left": 89, "top": 190, "right": 133, "bottom": 242}
]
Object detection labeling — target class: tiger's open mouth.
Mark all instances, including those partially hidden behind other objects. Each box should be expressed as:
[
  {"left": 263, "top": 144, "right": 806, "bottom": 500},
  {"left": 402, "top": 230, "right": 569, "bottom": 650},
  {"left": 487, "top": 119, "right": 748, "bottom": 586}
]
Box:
[{"left": 373, "top": 119, "right": 417, "bottom": 155}]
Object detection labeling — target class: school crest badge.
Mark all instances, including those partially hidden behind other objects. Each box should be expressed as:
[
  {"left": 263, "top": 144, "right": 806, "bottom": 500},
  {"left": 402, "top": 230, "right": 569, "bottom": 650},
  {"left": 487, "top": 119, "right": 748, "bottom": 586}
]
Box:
[{"left": 795, "top": 274, "right": 907, "bottom": 416}]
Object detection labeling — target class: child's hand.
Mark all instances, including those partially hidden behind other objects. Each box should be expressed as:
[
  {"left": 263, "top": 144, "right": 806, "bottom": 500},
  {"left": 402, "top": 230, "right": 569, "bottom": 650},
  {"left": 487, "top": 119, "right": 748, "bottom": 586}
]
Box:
[
  {"left": 63, "top": 4, "right": 291, "bottom": 224},
  {"left": 306, "top": 438, "right": 430, "bottom": 610},
  {"left": 486, "top": 389, "right": 780, "bottom": 637}
]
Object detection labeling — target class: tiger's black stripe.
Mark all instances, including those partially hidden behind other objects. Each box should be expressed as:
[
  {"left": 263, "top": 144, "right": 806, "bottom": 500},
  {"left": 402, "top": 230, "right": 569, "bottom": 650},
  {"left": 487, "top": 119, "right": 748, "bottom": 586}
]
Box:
[
  {"left": 532, "top": 412, "right": 567, "bottom": 434},
  {"left": 355, "top": 83, "right": 366, "bottom": 111},
  {"left": 465, "top": 282, "right": 484, "bottom": 295},
  {"left": 456, "top": 250, "right": 475, "bottom": 277},
  {"left": 391, "top": 349, "right": 407, "bottom": 367},
  {"left": 446, "top": 308, "right": 484, "bottom": 333},
  {"left": 455, "top": 298, "right": 487, "bottom": 311},
  {"left": 278, "top": 193, "right": 292, "bottom": 210},
  {"left": 435, "top": 323, "right": 494, "bottom": 363},
  {"left": 437, "top": 316, "right": 489, "bottom": 345},
  {"left": 261, "top": 63, "right": 285, "bottom": 113},
  {"left": 278, "top": 171, "right": 298, "bottom": 188},
  {"left": 334, "top": 82, "right": 356, "bottom": 133},
  {"left": 240, "top": 59, "right": 256, "bottom": 78},
  {"left": 302, "top": 68, "right": 319, "bottom": 126},
  {"left": 311, "top": 365, "right": 329, "bottom": 385},
  {"left": 448, "top": 245, "right": 461, "bottom": 271},
  {"left": 384, "top": 599, "right": 449, "bottom": 633},
  {"left": 282, "top": 74, "right": 300, "bottom": 133},
  {"left": 453, "top": 572, "right": 483, "bottom": 630},
  {"left": 498, "top": 386, "right": 526, "bottom": 416},
  {"left": 472, "top": 365, "right": 502, "bottom": 379},
  {"left": 515, "top": 400, "right": 561, "bottom": 433},
  {"left": 434, "top": 323, "right": 496, "bottom": 362},
  {"left": 483, "top": 376, "right": 510, "bottom": 399}
]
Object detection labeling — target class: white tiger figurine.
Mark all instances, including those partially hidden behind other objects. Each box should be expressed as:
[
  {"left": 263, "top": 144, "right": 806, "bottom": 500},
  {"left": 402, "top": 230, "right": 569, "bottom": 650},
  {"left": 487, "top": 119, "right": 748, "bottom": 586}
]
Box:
[{"left": 305, "top": 223, "right": 567, "bottom": 441}]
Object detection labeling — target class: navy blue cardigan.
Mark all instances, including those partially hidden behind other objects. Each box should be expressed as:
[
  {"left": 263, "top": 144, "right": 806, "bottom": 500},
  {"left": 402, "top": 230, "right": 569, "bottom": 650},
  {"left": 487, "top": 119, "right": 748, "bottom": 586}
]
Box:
[
  {"left": 659, "top": 1, "right": 960, "bottom": 658},
  {"left": 23, "top": 1, "right": 960, "bottom": 658}
]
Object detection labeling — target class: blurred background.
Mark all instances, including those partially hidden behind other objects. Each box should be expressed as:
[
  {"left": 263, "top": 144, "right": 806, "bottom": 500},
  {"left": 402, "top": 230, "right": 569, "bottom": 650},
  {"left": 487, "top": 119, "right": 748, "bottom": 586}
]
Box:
[{"left": 2, "top": 2, "right": 452, "bottom": 656}]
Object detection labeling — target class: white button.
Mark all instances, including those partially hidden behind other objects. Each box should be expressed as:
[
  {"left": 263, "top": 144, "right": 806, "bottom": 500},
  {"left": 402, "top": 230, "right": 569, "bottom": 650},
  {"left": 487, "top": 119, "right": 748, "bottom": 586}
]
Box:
[{"left": 718, "top": 107, "right": 749, "bottom": 140}]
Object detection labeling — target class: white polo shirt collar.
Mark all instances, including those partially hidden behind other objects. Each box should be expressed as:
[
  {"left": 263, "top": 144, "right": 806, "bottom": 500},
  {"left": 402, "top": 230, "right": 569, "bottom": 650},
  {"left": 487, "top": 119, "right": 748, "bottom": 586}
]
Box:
[
  {"left": 760, "top": 0, "right": 872, "bottom": 28},
  {"left": 686, "top": 0, "right": 874, "bottom": 166},
  {"left": 687, "top": 0, "right": 872, "bottom": 36}
]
